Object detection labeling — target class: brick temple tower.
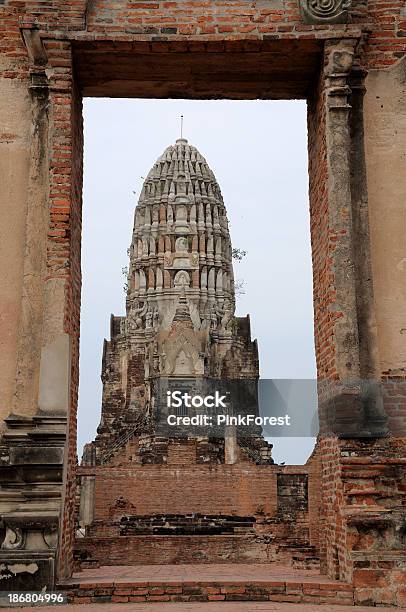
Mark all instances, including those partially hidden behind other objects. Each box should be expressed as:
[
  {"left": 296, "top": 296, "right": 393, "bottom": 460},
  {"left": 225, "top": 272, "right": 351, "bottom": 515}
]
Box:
[
  {"left": 75, "top": 140, "right": 321, "bottom": 569},
  {"left": 82, "top": 138, "right": 273, "bottom": 467}
]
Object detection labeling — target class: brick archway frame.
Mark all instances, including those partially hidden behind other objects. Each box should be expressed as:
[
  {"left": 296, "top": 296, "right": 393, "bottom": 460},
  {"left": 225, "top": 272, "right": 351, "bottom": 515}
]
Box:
[{"left": 0, "top": 0, "right": 405, "bottom": 605}]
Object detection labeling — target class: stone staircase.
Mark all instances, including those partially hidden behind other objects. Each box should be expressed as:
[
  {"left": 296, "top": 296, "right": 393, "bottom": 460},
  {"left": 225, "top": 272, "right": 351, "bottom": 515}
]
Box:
[
  {"left": 276, "top": 542, "right": 320, "bottom": 571},
  {"left": 291, "top": 547, "right": 320, "bottom": 571},
  {"left": 59, "top": 566, "right": 354, "bottom": 605}
]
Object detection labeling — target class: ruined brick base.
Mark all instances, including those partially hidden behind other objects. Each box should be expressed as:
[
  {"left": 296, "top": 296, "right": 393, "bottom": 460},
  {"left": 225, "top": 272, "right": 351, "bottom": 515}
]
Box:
[
  {"left": 74, "top": 535, "right": 319, "bottom": 568},
  {"left": 75, "top": 441, "right": 322, "bottom": 571}
]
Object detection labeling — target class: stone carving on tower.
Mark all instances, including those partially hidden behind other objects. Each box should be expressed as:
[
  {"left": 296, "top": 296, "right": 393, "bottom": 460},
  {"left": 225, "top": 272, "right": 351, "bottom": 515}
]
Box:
[{"left": 82, "top": 138, "right": 273, "bottom": 466}]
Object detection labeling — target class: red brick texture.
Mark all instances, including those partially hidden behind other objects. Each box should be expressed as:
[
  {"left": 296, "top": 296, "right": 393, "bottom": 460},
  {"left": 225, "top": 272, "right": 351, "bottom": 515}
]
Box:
[
  {"left": 3, "top": 0, "right": 402, "bottom": 71},
  {"left": 61, "top": 576, "right": 354, "bottom": 605},
  {"left": 75, "top": 535, "right": 277, "bottom": 566},
  {"left": 307, "top": 70, "right": 332, "bottom": 382},
  {"left": 58, "top": 77, "right": 84, "bottom": 582},
  {"left": 91, "top": 463, "right": 277, "bottom": 519},
  {"left": 75, "top": 447, "right": 321, "bottom": 569},
  {"left": 318, "top": 436, "right": 406, "bottom": 606}
]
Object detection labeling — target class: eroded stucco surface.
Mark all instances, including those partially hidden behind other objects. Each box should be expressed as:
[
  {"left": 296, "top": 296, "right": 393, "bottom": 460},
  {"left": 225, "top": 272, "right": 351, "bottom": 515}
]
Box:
[
  {"left": 364, "top": 56, "right": 406, "bottom": 374},
  {"left": 0, "top": 59, "right": 30, "bottom": 423}
]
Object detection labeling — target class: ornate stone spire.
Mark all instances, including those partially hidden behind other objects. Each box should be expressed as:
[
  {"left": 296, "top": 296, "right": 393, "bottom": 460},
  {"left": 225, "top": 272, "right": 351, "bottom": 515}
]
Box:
[
  {"left": 89, "top": 137, "right": 272, "bottom": 466},
  {"left": 126, "top": 138, "right": 235, "bottom": 337}
]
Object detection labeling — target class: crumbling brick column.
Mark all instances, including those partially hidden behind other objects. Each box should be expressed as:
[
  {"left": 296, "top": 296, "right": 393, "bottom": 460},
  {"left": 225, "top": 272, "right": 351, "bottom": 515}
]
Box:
[
  {"left": 0, "top": 30, "right": 81, "bottom": 588},
  {"left": 313, "top": 39, "right": 406, "bottom": 605}
]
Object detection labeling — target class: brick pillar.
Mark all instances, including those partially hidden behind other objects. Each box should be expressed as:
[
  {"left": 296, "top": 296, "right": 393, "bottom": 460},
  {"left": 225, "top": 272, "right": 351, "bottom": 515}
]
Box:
[
  {"left": 321, "top": 39, "right": 385, "bottom": 436},
  {"left": 0, "top": 29, "right": 69, "bottom": 591},
  {"left": 47, "top": 44, "right": 83, "bottom": 583},
  {"left": 317, "top": 39, "right": 370, "bottom": 582},
  {"left": 314, "top": 40, "right": 405, "bottom": 605}
]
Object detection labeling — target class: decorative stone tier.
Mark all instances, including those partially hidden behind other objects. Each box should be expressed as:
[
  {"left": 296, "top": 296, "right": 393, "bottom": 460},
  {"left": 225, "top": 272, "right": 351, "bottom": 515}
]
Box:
[
  {"left": 0, "top": 412, "right": 66, "bottom": 591},
  {"left": 127, "top": 138, "right": 235, "bottom": 315}
]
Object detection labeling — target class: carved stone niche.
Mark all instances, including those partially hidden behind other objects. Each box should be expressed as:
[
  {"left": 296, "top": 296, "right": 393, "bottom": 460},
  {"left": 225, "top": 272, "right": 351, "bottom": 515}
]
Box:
[
  {"left": 299, "top": 0, "right": 351, "bottom": 24},
  {"left": 0, "top": 412, "right": 66, "bottom": 590},
  {"left": 0, "top": 516, "right": 59, "bottom": 591}
]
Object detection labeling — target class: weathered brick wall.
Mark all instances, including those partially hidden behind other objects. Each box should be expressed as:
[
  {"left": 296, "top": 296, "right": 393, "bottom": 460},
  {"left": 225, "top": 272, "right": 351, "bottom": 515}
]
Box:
[
  {"left": 307, "top": 70, "right": 331, "bottom": 382},
  {"left": 383, "top": 378, "right": 406, "bottom": 437},
  {"left": 319, "top": 436, "right": 406, "bottom": 606},
  {"left": 318, "top": 437, "right": 347, "bottom": 580},
  {"left": 79, "top": 443, "right": 318, "bottom": 519},
  {"left": 166, "top": 440, "right": 197, "bottom": 465},
  {"left": 75, "top": 445, "right": 320, "bottom": 567},
  {"left": 75, "top": 534, "right": 275, "bottom": 566},
  {"left": 7, "top": 0, "right": 403, "bottom": 66},
  {"left": 307, "top": 442, "right": 322, "bottom": 550},
  {"left": 364, "top": 0, "right": 406, "bottom": 67},
  {"left": 58, "top": 77, "right": 84, "bottom": 580},
  {"left": 90, "top": 463, "right": 278, "bottom": 519},
  {"left": 3, "top": 0, "right": 405, "bottom": 68}
]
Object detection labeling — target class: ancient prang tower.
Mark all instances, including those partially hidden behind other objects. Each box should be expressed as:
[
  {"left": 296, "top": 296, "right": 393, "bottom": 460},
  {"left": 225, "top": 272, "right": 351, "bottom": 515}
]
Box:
[
  {"left": 83, "top": 138, "right": 273, "bottom": 467},
  {"left": 74, "top": 141, "right": 307, "bottom": 569}
]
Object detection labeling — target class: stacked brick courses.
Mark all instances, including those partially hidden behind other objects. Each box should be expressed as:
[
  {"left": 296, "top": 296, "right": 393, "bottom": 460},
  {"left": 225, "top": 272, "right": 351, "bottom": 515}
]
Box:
[
  {"left": 75, "top": 453, "right": 321, "bottom": 568},
  {"left": 61, "top": 576, "right": 354, "bottom": 605}
]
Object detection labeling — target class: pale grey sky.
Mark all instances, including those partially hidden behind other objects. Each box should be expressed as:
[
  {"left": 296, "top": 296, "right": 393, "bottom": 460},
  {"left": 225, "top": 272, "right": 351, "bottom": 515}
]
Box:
[{"left": 78, "top": 98, "right": 317, "bottom": 464}]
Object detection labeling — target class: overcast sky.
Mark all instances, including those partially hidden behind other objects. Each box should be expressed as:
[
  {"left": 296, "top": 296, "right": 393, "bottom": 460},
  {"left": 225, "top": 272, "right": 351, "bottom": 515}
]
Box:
[{"left": 78, "top": 98, "right": 317, "bottom": 464}]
